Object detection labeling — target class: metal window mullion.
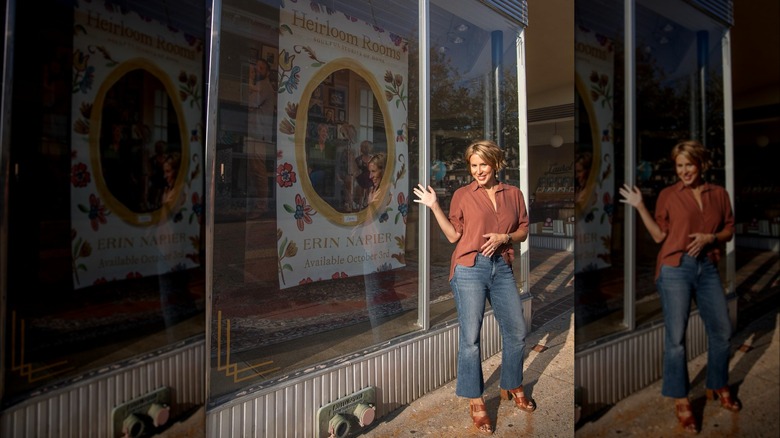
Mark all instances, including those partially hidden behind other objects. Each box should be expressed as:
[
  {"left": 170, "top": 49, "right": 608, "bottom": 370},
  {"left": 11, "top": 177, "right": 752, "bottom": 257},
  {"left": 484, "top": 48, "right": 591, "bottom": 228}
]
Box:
[
  {"left": 418, "top": 0, "right": 431, "bottom": 330},
  {"left": 516, "top": 29, "right": 530, "bottom": 296},
  {"left": 721, "top": 29, "right": 736, "bottom": 297},
  {"left": 623, "top": 0, "right": 636, "bottom": 330},
  {"left": 204, "top": 0, "right": 224, "bottom": 402}
]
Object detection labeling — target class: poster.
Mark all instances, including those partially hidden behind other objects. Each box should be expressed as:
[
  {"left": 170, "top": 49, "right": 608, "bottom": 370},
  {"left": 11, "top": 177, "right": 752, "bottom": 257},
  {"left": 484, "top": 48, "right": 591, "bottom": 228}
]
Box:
[
  {"left": 275, "top": 3, "right": 410, "bottom": 288},
  {"left": 575, "top": 27, "right": 615, "bottom": 273},
  {"left": 70, "top": 3, "right": 204, "bottom": 288}
]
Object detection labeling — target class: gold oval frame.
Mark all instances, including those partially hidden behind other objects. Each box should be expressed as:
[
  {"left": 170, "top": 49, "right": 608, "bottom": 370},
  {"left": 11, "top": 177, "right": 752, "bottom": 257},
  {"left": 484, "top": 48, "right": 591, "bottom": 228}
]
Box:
[
  {"left": 89, "top": 59, "right": 190, "bottom": 227},
  {"left": 574, "top": 73, "right": 602, "bottom": 219},
  {"left": 295, "top": 59, "right": 396, "bottom": 227}
]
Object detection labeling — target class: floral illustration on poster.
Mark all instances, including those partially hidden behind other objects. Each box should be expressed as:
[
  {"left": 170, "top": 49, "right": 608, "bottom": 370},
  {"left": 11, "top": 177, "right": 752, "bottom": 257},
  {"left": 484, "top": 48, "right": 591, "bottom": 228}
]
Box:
[
  {"left": 70, "top": 3, "right": 204, "bottom": 288},
  {"left": 575, "top": 26, "right": 615, "bottom": 273},
  {"left": 275, "top": 3, "right": 410, "bottom": 288}
]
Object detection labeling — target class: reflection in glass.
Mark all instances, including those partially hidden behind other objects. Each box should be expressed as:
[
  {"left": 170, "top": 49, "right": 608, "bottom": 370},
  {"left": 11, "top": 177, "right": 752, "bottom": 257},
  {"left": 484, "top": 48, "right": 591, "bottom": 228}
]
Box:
[
  {"left": 3, "top": 0, "right": 206, "bottom": 400},
  {"left": 427, "top": 2, "right": 524, "bottom": 325},
  {"left": 99, "top": 69, "right": 181, "bottom": 214},
  {"left": 210, "top": 1, "right": 420, "bottom": 404},
  {"left": 304, "top": 69, "right": 387, "bottom": 213},
  {"left": 575, "top": 0, "right": 728, "bottom": 345}
]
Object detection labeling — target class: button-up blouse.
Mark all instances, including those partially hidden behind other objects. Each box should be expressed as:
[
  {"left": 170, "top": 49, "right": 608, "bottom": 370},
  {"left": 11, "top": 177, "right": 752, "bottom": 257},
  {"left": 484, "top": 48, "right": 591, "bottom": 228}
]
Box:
[
  {"left": 654, "top": 180, "right": 734, "bottom": 280},
  {"left": 447, "top": 180, "right": 529, "bottom": 280}
]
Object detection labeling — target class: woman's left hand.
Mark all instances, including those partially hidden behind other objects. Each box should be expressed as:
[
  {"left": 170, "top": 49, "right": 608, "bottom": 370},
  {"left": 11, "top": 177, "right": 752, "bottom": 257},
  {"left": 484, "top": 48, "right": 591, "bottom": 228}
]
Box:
[
  {"left": 686, "top": 232, "right": 714, "bottom": 258},
  {"left": 480, "top": 233, "right": 506, "bottom": 257}
]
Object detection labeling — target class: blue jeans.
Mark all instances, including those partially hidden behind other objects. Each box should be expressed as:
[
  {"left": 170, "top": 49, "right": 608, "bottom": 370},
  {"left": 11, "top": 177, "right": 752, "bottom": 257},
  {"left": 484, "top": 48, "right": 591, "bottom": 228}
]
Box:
[
  {"left": 450, "top": 254, "right": 527, "bottom": 398},
  {"left": 656, "top": 254, "right": 733, "bottom": 398}
]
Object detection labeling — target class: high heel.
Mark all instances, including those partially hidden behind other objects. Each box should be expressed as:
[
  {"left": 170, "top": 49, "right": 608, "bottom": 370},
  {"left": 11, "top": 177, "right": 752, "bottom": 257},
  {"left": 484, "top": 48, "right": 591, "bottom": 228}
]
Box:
[
  {"left": 675, "top": 399, "right": 698, "bottom": 434},
  {"left": 500, "top": 386, "right": 537, "bottom": 412},
  {"left": 706, "top": 386, "right": 741, "bottom": 412},
  {"left": 469, "top": 400, "right": 493, "bottom": 435}
]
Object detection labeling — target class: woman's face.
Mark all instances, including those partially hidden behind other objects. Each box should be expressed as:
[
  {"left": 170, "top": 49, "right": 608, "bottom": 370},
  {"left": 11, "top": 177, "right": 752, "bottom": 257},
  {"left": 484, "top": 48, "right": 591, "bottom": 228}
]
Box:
[
  {"left": 164, "top": 161, "right": 175, "bottom": 185},
  {"left": 575, "top": 162, "right": 587, "bottom": 186},
  {"left": 368, "top": 161, "right": 383, "bottom": 188},
  {"left": 469, "top": 153, "right": 496, "bottom": 187},
  {"left": 675, "top": 153, "right": 700, "bottom": 187}
]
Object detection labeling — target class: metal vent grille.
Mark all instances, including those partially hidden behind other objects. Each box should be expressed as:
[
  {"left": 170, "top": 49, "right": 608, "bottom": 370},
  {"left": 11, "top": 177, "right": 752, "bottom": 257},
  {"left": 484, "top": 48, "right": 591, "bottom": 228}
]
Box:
[
  {"left": 0, "top": 340, "right": 205, "bottom": 438},
  {"left": 684, "top": 0, "right": 734, "bottom": 26},
  {"left": 479, "top": 0, "right": 529, "bottom": 27},
  {"left": 528, "top": 104, "right": 575, "bottom": 123}
]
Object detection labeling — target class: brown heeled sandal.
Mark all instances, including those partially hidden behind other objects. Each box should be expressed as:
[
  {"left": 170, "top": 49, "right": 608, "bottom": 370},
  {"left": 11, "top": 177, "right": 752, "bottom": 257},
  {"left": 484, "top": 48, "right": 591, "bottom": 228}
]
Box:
[
  {"left": 706, "top": 386, "right": 741, "bottom": 412},
  {"left": 500, "top": 386, "right": 537, "bottom": 412},
  {"left": 469, "top": 401, "right": 493, "bottom": 435},
  {"left": 675, "top": 399, "right": 698, "bottom": 434}
]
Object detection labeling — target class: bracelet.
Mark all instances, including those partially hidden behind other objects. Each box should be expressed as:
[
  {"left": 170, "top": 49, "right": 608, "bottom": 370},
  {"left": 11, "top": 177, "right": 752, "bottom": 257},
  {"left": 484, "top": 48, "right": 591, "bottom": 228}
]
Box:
[{"left": 506, "top": 233, "right": 512, "bottom": 244}]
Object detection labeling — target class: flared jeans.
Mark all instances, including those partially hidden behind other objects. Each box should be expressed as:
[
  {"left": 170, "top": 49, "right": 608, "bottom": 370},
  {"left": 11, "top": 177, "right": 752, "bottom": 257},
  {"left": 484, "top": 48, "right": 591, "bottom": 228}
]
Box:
[
  {"left": 656, "top": 254, "right": 733, "bottom": 398},
  {"left": 450, "top": 253, "right": 527, "bottom": 398}
]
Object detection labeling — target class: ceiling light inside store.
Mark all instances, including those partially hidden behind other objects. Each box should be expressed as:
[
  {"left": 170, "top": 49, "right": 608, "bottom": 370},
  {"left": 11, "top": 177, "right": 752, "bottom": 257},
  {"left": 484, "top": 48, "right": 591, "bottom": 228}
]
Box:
[
  {"left": 452, "top": 36, "right": 464, "bottom": 44},
  {"left": 457, "top": 24, "right": 469, "bottom": 32},
  {"left": 550, "top": 123, "right": 564, "bottom": 148}
]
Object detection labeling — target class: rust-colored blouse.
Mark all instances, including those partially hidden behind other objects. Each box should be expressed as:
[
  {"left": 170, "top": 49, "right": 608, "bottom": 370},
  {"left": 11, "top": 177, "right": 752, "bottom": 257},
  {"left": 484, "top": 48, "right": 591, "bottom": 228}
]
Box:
[
  {"left": 654, "top": 180, "right": 734, "bottom": 280},
  {"left": 447, "top": 180, "right": 529, "bottom": 280}
]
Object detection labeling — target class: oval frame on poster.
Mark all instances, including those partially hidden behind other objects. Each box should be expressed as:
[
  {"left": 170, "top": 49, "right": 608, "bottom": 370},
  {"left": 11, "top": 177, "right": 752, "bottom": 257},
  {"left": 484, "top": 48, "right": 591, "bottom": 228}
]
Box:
[
  {"left": 89, "top": 58, "right": 190, "bottom": 227},
  {"left": 295, "top": 58, "right": 396, "bottom": 227},
  {"left": 573, "top": 73, "right": 601, "bottom": 221}
]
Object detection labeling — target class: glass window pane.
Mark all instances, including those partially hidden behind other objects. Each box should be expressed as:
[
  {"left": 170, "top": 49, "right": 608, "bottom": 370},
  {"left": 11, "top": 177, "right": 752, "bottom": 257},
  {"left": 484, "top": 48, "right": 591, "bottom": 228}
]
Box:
[
  {"left": 211, "top": 0, "right": 420, "bottom": 404},
  {"left": 427, "top": 0, "right": 525, "bottom": 325},
  {"left": 575, "top": 0, "right": 729, "bottom": 345},
  {"left": 3, "top": 0, "right": 207, "bottom": 400},
  {"left": 574, "top": 0, "right": 626, "bottom": 344},
  {"left": 633, "top": 0, "right": 728, "bottom": 326}
]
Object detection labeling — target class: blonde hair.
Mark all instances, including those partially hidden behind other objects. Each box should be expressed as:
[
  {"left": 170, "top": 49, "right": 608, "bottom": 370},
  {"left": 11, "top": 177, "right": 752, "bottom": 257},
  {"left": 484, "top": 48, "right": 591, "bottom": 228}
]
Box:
[
  {"left": 464, "top": 140, "right": 506, "bottom": 173},
  {"left": 368, "top": 152, "right": 387, "bottom": 174},
  {"left": 671, "top": 140, "right": 711, "bottom": 173}
]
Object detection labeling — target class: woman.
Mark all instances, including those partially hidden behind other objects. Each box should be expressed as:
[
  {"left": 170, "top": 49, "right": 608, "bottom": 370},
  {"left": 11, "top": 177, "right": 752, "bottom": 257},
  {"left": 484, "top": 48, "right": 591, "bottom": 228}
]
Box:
[
  {"left": 413, "top": 140, "right": 535, "bottom": 435},
  {"left": 162, "top": 153, "right": 181, "bottom": 206},
  {"left": 619, "top": 140, "right": 739, "bottom": 434}
]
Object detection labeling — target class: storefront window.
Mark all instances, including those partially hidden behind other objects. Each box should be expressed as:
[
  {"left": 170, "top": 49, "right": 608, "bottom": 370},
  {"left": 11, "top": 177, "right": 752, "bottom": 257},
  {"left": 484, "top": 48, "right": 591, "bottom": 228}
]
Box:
[
  {"left": 426, "top": 0, "right": 526, "bottom": 324},
  {"left": 574, "top": 0, "right": 626, "bottom": 344},
  {"left": 575, "top": 0, "right": 729, "bottom": 345},
  {"left": 210, "top": 0, "right": 420, "bottom": 404},
  {"left": 208, "top": 0, "right": 528, "bottom": 404},
  {"left": 3, "top": 0, "right": 207, "bottom": 401}
]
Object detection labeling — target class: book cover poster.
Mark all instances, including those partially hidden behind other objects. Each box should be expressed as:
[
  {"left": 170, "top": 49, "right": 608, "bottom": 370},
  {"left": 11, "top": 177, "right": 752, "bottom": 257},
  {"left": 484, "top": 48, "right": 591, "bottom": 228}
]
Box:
[
  {"left": 70, "top": 3, "right": 204, "bottom": 289},
  {"left": 275, "top": 3, "right": 410, "bottom": 288},
  {"left": 575, "top": 26, "right": 615, "bottom": 273}
]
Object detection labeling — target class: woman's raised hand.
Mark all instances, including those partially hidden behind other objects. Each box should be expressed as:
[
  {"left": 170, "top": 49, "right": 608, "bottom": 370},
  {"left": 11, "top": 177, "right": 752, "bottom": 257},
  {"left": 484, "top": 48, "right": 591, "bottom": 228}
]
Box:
[
  {"left": 413, "top": 183, "right": 438, "bottom": 208},
  {"left": 618, "top": 184, "right": 643, "bottom": 208}
]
